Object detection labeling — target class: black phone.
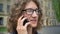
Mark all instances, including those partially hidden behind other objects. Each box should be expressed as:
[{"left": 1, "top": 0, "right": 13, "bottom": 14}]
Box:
[
  {"left": 23, "top": 19, "right": 29, "bottom": 26},
  {"left": 22, "top": 16, "right": 29, "bottom": 26}
]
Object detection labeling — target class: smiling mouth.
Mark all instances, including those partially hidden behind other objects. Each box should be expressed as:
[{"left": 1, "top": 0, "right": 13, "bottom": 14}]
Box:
[{"left": 30, "top": 20, "right": 37, "bottom": 22}]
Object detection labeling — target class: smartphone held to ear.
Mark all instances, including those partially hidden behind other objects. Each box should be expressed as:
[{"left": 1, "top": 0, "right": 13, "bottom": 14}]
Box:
[
  {"left": 22, "top": 16, "right": 29, "bottom": 26},
  {"left": 23, "top": 19, "right": 29, "bottom": 26}
]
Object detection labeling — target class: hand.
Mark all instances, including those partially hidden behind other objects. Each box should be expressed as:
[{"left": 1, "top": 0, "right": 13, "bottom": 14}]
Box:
[{"left": 16, "top": 15, "right": 30, "bottom": 34}]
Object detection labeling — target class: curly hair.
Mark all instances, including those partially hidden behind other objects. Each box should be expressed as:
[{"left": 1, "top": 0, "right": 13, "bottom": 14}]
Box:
[{"left": 7, "top": 0, "right": 42, "bottom": 34}]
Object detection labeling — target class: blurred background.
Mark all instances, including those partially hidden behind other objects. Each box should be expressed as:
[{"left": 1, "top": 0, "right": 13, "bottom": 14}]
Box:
[{"left": 0, "top": 0, "right": 60, "bottom": 34}]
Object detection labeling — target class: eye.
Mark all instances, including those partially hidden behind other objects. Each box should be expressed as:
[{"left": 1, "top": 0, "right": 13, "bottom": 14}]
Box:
[
  {"left": 26, "top": 9, "right": 32, "bottom": 12},
  {"left": 26, "top": 9, "right": 33, "bottom": 14}
]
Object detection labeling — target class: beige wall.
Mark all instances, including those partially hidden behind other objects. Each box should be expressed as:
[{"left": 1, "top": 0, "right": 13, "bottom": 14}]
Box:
[{"left": 0, "top": 0, "right": 10, "bottom": 27}]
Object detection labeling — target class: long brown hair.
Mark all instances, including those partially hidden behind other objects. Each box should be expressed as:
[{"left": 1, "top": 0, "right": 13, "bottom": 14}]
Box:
[{"left": 7, "top": 0, "right": 42, "bottom": 34}]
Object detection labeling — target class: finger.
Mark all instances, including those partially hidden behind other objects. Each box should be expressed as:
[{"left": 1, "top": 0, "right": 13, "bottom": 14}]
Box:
[
  {"left": 17, "top": 15, "right": 23, "bottom": 26},
  {"left": 24, "top": 22, "right": 30, "bottom": 28},
  {"left": 18, "top": 15, "right": 23, "bottom": 21}
]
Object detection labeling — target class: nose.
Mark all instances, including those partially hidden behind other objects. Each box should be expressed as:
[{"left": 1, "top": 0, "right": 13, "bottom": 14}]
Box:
[{"left": 32, "top": 11, "right": 38, "bottom": 17}]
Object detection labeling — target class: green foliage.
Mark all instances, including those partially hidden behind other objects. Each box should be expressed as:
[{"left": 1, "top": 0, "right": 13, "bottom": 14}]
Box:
[
  {"left": 52, "top": 0, "right": 60, "bottom": 22},
  {"left": 0, "top": 27, "right": 7, "bottom": 32}
]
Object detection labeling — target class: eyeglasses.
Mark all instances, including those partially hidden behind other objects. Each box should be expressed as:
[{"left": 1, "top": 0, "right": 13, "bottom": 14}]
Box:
[{"left": 22, "top": 8, "right": 42, "bottom": 15}]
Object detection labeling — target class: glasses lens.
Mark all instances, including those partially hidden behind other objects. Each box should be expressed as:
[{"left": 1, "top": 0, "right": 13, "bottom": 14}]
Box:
[
  {"left": 26, "top": 9, "right": 33, "bottom": 14},
  {"left": 35, "top": 9, "right": 41, "bottom": 14}
]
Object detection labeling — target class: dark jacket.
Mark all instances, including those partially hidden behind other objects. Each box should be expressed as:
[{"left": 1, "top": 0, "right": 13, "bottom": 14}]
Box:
[{"left": 8, "top": 31, "right": 40, "bottom": 34}]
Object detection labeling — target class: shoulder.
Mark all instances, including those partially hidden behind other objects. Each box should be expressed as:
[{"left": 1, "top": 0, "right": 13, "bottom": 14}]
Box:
[
  {"left": 38, "top": 32, "right": 41, "bottom": 34},
  {"left": 37, "top": 31, "right": 41, "bottom": 34},
  {"left": 7, "top": 32, "right": 17, "bottom": 34}
]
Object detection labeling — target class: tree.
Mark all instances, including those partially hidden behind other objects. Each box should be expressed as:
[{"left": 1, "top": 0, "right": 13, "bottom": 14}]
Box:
[{"left": 52, "top": 0, "right": 60, "bottom": 22}]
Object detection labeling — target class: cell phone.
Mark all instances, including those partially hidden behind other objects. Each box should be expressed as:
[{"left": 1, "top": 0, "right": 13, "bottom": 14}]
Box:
[
  {"left": 23, "top": 19, "right": 29, "bottom": 26},
  {"left": 22, "top": 16, "right": 29, "bottom": 26}
]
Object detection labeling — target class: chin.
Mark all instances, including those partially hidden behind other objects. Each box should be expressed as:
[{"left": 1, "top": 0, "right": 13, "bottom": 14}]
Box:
[{"left": 31, "top": 24, "right": 37, "bottom": 28}]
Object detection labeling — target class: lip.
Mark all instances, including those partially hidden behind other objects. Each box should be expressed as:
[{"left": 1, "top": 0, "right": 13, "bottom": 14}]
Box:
[
  {"left": 30, "top": 20, "right": 37, "bottom": 24},
  {"left": 31, "top": 20, "right": 36, "bottom": 21},
  {"left": 30, "top": 20, "right": 37, "bottom": 22}
]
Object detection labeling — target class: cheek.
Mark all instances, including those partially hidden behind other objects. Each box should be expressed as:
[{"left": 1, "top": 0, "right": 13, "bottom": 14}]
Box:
[
  {"left": 23, "top": 13, "right": 38, "bottom": 27},
  {"left": 23, "top": 14, "right": 31, "bottom": 19}
]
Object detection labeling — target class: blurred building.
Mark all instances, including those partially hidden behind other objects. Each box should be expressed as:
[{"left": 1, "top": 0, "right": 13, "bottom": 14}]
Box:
[
  {"left": 0, "top": 0, "right": 10, "bottom": 27},
  {"left": 0, "top": 0, "right": 19, "bottom": 27},
  {"left": 40, "top": 0, "right": 58, "bottom": 26}
]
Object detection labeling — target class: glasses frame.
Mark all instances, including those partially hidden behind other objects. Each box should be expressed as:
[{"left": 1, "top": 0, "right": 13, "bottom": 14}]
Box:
[{"left": 22, "top": 8, "right": 42, "bottom": 15}]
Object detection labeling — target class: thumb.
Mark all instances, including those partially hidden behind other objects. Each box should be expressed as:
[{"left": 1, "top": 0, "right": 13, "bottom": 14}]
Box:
[{"left": 24, "top": 22, "right": 30, "bottom": 28}]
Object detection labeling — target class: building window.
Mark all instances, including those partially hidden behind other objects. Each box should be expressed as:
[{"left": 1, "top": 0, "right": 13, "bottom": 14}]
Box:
[
  {"left": 48, "top": 2, "right": 51, "bottom": 9},
  {"left": 46, "top": 11, "right": 50, "bottom": 17},
  {"left": 7, "top": 5, "right": 10, "bottom": 12},
  {"left": 50, "top": 19, "right": 56, "bottom": 25},
  {"left": 0, "top": 4, "right": 3, "bottom": 12},
  {"left": 0, "top": 17, "right": 3, "bottom": 25}
]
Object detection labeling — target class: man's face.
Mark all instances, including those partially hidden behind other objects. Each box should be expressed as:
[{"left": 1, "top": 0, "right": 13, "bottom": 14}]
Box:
[{"left": 23, "top": 1, "right": 39, "bottom": 27}]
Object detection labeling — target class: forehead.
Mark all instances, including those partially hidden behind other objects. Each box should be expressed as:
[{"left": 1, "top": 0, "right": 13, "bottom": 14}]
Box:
[{"left": 25, "top": 1, "right": 38, "bottom": 9}]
